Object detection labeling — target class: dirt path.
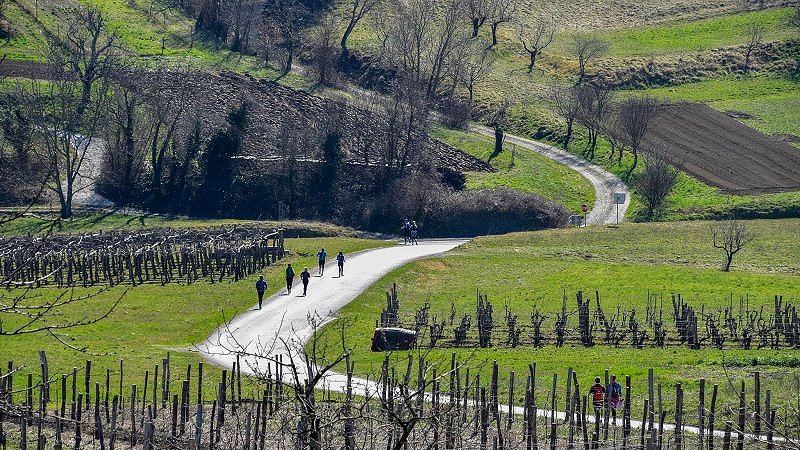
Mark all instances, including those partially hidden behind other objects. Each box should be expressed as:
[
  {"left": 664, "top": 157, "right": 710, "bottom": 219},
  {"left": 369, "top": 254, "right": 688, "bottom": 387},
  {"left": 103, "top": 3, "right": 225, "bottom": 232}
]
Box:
[{"left": 469, "top": 124, "right": 630, "bottom": 225}]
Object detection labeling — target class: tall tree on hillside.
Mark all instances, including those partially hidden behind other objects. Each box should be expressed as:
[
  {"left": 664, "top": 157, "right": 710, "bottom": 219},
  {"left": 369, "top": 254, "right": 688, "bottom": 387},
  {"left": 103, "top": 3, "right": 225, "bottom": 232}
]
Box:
[
  {"left": 743, "top": 23, "right": 765, "bottom": 73},
  {"left": 488, "top": 0, "right": 515, "bottom": 47},
  {"left": 201, "top": 103, "right": 248, "bottom": 215},
  {"left": 614, "top": 96, "right": 660, "bottom": 180},
  {"left": 549, "top": 85, "right": 581, "bottom": 150},
  {"left": 575, "top": 83, "right": 613, "bottom": 159},
  {"left": 458, "top": 41, "right": 494, "bottom": 102},
  {"left": 58, "top": 5, "right": 118, "bottom": 116},
  {"left": 23, "top": 64, "right": 109, "bottom": 219},
  {"left": 635, "top": 147, "right": 679, "bottom": 220},
  {"left": 572, "top": 36, "right": 609, "bottom": 84},
  {"left": 263, "top": 0, "right": 310, "bottom": 74},
  {"left": 101, "top": 82, "right": 149, "bottom": 202},
  {"left": 466, "top": 0, "right": 490, "bottom": 38},
  {"left": 311, "top": 15, "right": 340, "bottom": 85},
  {"left": 518, "top": 16, "right": 555, "bottom": 73},
  {"left": 340, "top": 0, "right": 382, "bottom": 55}
]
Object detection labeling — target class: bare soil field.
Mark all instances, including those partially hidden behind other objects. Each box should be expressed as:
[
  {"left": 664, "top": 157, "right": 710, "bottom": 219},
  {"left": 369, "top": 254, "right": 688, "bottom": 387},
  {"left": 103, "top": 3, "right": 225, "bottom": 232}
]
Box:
[
  {"left": 517, "top": 0, "right": 790, "bottom": 30},
  {"left": 644, "top": 102, "right": 800, "bottom": 194}
]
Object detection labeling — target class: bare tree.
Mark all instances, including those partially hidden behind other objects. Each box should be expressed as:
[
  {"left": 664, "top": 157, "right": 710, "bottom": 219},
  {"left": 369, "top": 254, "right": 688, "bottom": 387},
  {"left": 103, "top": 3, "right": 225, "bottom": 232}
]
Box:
[
  {"left": 711, "top": 220, "right": 756, "bottom": 271},
  {"left": 310, "top": 15, "right": 340, "bottom": 85},
  {"left": 572, "top": 36, "right": 609, "bottom": 84},
  {"left": 614, "top": 96, "right": 660, "bottom": 180},
  {"left": 488, "top": 0, "right": 515, "bottom": 47},
  {"left": 549, "top": 85, "right": 581, "bottom": 150},
  {"left": 574, "top": 83, "right": 613, "bottom": 159},
  {"left": 340, "top": 0, "right": 382, "bottom": 55},
  {"left": 459, "top": 42, "right": 494, "bottom": 102},
  {"left": 743, "top": 22, "right": 765, "bottom": 73},
  {"left": 262, "top": 0, "right": 310, "bottom": 74},
  {"left": 518, "top": 16, "right": 555, "bottom": 73},
  {"left": 635, "top": 147, "right": 679, "bottom": 220},
  {"left": 100, "top": 82, "right": 149, "bottom": 202},
  {"left": 57, "top": 5, "right": 118, "bottom": 116},
  {"left": 467, "top": 0, "right": 490, "bottom": 38},
  {"left": 487, "top": 100, "right": 509, "bottom": 160},
  {"left": 227, "top": 0, "right": 258, "bottom": 52}
]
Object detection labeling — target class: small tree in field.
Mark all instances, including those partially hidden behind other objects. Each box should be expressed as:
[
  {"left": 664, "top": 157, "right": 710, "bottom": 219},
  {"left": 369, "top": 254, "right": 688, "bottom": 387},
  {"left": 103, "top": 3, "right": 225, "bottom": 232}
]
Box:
[
  {"left": 711, "top": 220, "right": 756, "bottom": 272},
  {"left": 635, "top": 147, "right": 678, "bottom": 220}
]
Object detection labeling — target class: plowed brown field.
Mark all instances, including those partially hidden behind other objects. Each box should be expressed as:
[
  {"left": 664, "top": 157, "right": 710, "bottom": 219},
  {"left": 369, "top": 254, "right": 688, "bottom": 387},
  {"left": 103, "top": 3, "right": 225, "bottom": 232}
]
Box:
[{"left": 643, "top": 103, "right": 800, "bottom": 195}]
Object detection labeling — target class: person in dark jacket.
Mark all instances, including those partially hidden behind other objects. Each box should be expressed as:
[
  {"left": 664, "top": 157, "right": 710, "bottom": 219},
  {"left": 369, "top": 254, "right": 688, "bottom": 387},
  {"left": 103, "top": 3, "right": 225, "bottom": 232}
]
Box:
[
  {"left": 285, "top": 264, "right": 295, "bottom": 294},
  {"left": 609, "top": 375, "right": 623, "bottom": 422},
  {"left": 589, "top": 377, "right": 606, "bottom": 411},
  {"left": 336, "top": 251, "right": 345, "bottom": 277},
  {"left": 255, "top": 275, "right": 267, "bottom": 309},
  {"left": 300, "top": 267, "right": 311, "bottom": 296},
  {"left": 316, "top": 248, "right": 327, "bottom": 275}
]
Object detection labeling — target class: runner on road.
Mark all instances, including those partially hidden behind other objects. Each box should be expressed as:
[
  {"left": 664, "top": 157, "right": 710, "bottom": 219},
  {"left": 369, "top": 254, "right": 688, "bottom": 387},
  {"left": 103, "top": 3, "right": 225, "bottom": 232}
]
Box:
[
  {"left": 316, "top": 248, "right": 327, "bottom": 275},
  {"left": 255, "top": 275, "right": 267, "bottom": 309},
  {"left": 300, "top": 267, "right": 311, "bottom": 296},
  {"left": 285, "top": 264, "right": 295, "bottom": 294},
  {"left": 336, "top": 251, "right": 345, "bottom": 277}
]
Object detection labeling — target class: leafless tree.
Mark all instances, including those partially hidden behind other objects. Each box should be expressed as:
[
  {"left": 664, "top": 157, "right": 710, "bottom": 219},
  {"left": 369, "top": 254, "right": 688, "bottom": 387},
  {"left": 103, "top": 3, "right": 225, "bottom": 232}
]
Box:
[
  {"left": 21, "top": 62, "right": 108, "bottom": 219},
  {"left": 100, "top": 82, "right": 149, "bottom": 202},
  {"left": 262, "top": 0, "right": 310, "bottom": 74},
  {"left": 711, "top": 220, "right": 757, "bottom": 271},
  {"left": 743, "top": 22, "right": 765, "bottom": 73},
  {"left": 614, "top": 96, "right": 660, "bottom": 180},
  {"left": 635, "top": 147, "right": 679, "bottom": 220},
  {"left": 227, "top": 0, "right": 258, "bottom": 52},
  {"left": 383, "top": 0, "right": 470, "bottom": 99},
  {"left": 310, "top": 15, "right": 340, "bottom": 85},
  {"left": 340, "top": 0, "right": 382, "bottom": 55},
  {"left": 487, "top": 100, "right": 509, "bottom": 160},
  {"left": 549, "top": 85, "right": 581, "bottom": 150},
  {"left": 488, "top": 0, "right": 515, "bottom": 47},
  {"left": 572, "top": 36, "right": 609, "bottom": 84},
  {"left": 574, "top": 83, "right": 613, "bottom": 159},
  {"left": 459, "top": 41, "right": 494, "bottom": 102},
  {"left": 56, "top": 5, "right": 118, "bottom": 116},
  {"left": 466, "top": 0, "right": 490, "bottom": 38},
  {"left": 518, "top": 16, "right": 555, "bottom": 73}
]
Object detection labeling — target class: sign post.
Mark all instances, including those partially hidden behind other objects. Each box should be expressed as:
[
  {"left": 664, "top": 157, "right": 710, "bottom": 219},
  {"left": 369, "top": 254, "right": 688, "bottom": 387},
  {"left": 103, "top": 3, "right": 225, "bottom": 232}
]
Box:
[
  {"left": 612, "top": 193, "right": 626, "bottom": 225},
  {"left": 580, "top": 203, "right": 589, "bottom": 227}
]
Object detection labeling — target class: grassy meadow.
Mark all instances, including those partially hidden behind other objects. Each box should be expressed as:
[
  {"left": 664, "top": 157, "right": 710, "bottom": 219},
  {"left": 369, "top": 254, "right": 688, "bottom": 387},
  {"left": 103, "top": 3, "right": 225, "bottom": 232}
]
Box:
[{"left": 315, "top": 219, "right": 800, "bottom": 423}]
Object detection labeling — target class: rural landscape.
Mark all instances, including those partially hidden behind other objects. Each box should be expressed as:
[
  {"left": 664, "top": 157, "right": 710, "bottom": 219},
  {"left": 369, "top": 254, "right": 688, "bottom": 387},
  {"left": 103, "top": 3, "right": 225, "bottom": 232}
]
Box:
[{"left": 0, "top": 0, "right": 799, "bottom": 448}]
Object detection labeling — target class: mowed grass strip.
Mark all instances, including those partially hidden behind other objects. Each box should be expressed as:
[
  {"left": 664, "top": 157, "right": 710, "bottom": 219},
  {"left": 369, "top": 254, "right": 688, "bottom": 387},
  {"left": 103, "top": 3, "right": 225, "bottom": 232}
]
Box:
[
  {"left": 431, "top": 127, "right": 594, "bottom": 213},
  {"left": 0, "top": 235, "right": 390, "bottom": 400},
  {"left": 316, "top": 219, "right": 800, "bottom": 424}
]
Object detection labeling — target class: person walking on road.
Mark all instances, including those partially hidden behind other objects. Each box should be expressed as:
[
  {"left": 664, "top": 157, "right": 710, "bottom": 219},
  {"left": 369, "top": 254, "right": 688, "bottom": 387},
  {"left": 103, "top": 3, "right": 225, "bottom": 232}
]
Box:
[
  {"left": 285, "top": 264, "right": 295, "bottom": 294},
  {"left": 589, "top": 377, "right": 606, "bottom": 412},
  {"left": 255, "top": 275, "right": 268, "bottom": 309},
  {"left": 336, "top": 251, "right": 345, "bottom": 277},
  {"left": 410, "top": 220, "right": 419, "bottom": 245},
  {"left": 401, "top": 219, "right": 411, "bottom": 245},
  {"left": 316, "top": 248, "right": 327, "bottom": 275},
  {"left": 609, "top": 375, "right": 623, "bottom": 422},
  {"left": 300, "top": 267, "right": 311, "bottom": 296}
]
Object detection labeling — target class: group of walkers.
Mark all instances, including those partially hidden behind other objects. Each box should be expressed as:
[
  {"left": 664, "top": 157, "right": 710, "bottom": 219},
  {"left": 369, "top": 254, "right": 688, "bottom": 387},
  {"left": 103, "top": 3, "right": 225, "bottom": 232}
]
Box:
[
  {"left": 254, "top": 248, "right": 346, "bottom": 308},
  {"left": 589, "top": 375, "right": 624, "bottom": 420},
  {"left": 401, "top": 219, "right": 419, "bottom": 245}
]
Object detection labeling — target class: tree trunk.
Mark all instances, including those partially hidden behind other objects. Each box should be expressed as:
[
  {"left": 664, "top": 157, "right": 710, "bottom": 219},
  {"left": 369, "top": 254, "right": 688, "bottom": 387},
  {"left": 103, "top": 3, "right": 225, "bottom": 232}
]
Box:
[
  {"left": 563, "top": 118, "right": 574, "bottom": 150},
  {"left": 724, "top": 254, "right": 733, "bottom": 272},
  {"left": 490, "top": 23, "right": 499, "bottom": 46},
  {"left": 494, "top": 126, "right": 504, "bottom": 155},
  {"left": 341, "top": 21, "right": 356, "bottom": 54},
  {"left": 624, "top": 149, "right": 639, "bottom": 181},
  {"left": 527, "top": 50, "right": 537, "bottom": 73},
  {"left": 471, "top": 18, "right": 482, "bottom": 37}
]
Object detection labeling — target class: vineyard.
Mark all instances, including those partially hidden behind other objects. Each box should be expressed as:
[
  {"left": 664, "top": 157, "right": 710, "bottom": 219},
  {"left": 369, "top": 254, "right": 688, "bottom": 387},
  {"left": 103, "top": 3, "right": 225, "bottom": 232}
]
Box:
[
  {"left": 0, "top": 348, "right": 791, "bottom": 450},
  {"left": 0, "top": 227, "right": 285, "bottom": 288},
  {"left": 377, "top": 285, "right": 800, "bottom": 351}
]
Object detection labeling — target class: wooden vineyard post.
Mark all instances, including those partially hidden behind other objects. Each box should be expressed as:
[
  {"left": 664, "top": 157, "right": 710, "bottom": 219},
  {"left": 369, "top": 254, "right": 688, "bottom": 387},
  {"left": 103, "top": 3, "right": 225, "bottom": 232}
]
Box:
[
  {"left": 674, "top": 383, "right": 683, "bottom": 450},
  {"left": 723, "top": 422, "right": 732, "bottom": 450},
  {"left": 623, "top": 375, "right": 631, "bottom": 449},
  {"left": 698, "top": 378, "right": 705, "bottom": 450},
  {"left": 754, "top": 372, "right": 761, "bottom": 437},
  {"left": 737, "top": 381, "right": 745, "bottom": 450},
  {"left": 708, "top": 384, "right": 718, "bottom": 449}
]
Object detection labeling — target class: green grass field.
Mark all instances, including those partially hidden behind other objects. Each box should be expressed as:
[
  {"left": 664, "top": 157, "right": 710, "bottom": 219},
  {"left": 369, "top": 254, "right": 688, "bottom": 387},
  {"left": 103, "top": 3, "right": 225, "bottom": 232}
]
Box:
[
  {"left": 430, "top": 127, "right": 594, "bottom": 213},
  {"left": 0, "top": 233, "right": 389, "bottom": 401},
  {"left": 315, "top": 219, "right": 800, "bottom": 423}
]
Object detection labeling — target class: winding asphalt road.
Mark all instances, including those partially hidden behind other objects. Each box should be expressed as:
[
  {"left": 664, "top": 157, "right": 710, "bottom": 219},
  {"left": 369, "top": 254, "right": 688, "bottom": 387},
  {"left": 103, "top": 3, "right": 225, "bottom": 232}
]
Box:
[
  {"left": 197, "top": 242, "right": 771, "bottom": 441},
  {"left": 469, "top": 124, "right": 630, "bottom": 226}
]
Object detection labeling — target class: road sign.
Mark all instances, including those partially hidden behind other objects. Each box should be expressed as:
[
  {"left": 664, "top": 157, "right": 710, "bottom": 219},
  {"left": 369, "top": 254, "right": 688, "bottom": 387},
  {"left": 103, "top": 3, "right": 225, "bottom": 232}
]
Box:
[
  {"left": 580, "top": 203, "right": 589, "bottom": 213},
  {"left": 613, "top": 193, "right": 626, "bottom": 204}
]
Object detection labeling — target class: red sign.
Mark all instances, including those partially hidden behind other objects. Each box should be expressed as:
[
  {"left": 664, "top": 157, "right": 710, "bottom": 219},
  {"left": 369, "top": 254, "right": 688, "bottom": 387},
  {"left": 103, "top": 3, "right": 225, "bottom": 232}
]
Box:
[{"left": 581, "top": 204, "right": 589, "bottom": 213}]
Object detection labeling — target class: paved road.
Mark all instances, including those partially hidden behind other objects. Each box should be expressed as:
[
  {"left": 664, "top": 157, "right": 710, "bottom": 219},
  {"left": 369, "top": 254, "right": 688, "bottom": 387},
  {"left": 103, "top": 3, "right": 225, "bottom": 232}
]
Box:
[
  {"left": 469, "top": 125, "right": 630, "bottom": 226},
  {"left": 198, "top": 243, "right": 772, "bottom": 441}
]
